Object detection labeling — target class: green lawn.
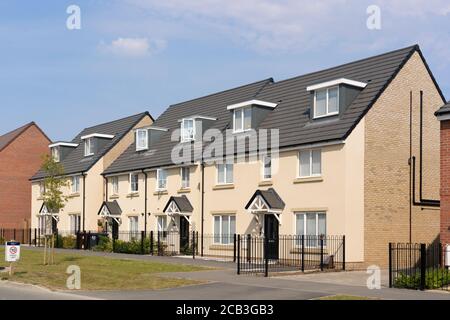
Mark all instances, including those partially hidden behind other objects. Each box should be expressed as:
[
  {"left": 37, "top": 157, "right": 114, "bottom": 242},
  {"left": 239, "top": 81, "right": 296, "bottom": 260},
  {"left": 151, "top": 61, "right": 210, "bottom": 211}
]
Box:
[{"left": 0, "top": 248, "right": 208, "bottom": 291}]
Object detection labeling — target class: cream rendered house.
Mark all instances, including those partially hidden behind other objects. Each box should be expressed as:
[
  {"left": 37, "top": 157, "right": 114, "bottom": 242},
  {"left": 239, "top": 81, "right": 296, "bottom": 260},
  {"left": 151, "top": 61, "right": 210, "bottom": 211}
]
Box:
[
  {"left": 103, "top": 45, "right": 444, "bottom": 267},
  {"left": 30, "top": 112, "right": 153, "bottom": 234}
]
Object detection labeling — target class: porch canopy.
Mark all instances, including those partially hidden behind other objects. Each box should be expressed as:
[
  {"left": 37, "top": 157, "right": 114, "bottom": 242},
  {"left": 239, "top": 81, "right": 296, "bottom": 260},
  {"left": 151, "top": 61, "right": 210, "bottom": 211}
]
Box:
[
  {"left": 245, "top": 188, "right": 285, "bottom": 224},
  {"left": 39, "top": 202, "right": 60, "bottom": 235},
  {"left": 163, "top": 195, "right": 193, "bottom": 225},
  {"left": 98, "top": 200, "right": 122, "bottom": 225}
]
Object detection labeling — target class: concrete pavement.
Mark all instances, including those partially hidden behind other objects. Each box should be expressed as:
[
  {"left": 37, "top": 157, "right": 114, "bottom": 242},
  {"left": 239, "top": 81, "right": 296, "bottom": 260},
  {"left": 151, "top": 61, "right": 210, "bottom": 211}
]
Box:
[{"left": 0, "top": 281, "right": 95, "bottom": 300}]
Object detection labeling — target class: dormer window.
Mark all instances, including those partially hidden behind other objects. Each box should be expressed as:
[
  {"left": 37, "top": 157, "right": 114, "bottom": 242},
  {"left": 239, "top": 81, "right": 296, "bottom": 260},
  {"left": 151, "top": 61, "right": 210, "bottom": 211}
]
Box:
[
  {"left": 51, "top": 147, "right": 60, "bottom": 162},
  {"left": 136, "top": 129, "right": 148, "bottom": 151},
  {"left": 233, "top": 107, "right": 252, "bottom": 133},
  {"left": 314, "top": 87, "right": 339, "bottom": 118},
  {"left": 84, "top": 138, "right": 94, "bottom": 156},
  {"left": 181, "top": 119, "right": 195, "bottom": 142}
]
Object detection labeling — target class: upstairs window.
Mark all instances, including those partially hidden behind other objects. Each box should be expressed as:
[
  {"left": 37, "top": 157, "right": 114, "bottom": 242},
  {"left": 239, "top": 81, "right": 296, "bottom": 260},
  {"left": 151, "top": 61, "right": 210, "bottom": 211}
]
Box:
[
  {"left": 39, "top": 182, "right": 45, "bottom": 196},
  {"left": 84, "top": 138, "right": 94, "bottom": 156},
  {"left": 217, "top": 163, "right": 233, "bottom": 184},
  {"left": 51, "top": 147, "right": 60, "bottom": 162},
  {"left": 262, "top": 155, "right": 272, "bottom": 180},
  {"left": 181, "top": 167, "right": 190, "bottom": 189},
  {"left": 314, "top": 87, "right": 339, "bottom": 118},
  {"left": 157, "top": 169, "right": 168, "bottom": 191},
  {"left": 71, "top": 176, "right": 80, "bottom": 193},
  {"left": 130, "top": 173, "right": 139, "bottom": 193},
  {"left": 111, "top": 176, "right": 119, "bottom": 195},
  {"left": 299, "top": 149, "right": 321, "bottom": 177},
  {"left": 136, "top": 129, "right": 148, "bottom": 151},
  {"left": 233, "top": 107, "right": 252, "bottom": 133},
  {"left": 181, "top": 119, "right": 195, "bottom": 142}
]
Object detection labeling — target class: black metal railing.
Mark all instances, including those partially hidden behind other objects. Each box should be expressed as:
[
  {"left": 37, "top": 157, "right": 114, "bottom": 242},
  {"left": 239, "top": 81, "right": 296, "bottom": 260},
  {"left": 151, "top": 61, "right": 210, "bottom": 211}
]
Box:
[
  {"left": 389, "top": 242, "right": 450, "bottom": 291},
  {"left": 237, "top": 234, "right": 345, "bottom": 277}
]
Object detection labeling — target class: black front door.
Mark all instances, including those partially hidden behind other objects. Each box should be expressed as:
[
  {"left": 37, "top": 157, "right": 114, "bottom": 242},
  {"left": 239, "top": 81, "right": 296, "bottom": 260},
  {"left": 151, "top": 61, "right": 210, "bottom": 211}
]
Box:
[
  {"left": 179, "top": 217, "right": 190, "bottom": 253},
  {"left": 264, "top": 214, "right": 279, "bottom": 260}
]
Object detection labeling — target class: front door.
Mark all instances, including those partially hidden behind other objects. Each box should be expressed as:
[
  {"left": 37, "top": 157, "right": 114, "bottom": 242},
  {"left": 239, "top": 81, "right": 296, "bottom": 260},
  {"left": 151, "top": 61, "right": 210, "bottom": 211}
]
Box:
[
  {"left": 264, "top": 214, "right": 279, "bottom": 260},
  {"left": 179, "top": 217, "right": 190, "bottom": 253}
]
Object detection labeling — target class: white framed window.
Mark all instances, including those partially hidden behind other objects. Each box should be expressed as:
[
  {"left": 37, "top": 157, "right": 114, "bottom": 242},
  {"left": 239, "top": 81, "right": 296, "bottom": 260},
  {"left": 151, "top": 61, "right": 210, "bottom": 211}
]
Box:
[
  {"left": 213, "top": 215, "right": 236, "bottom": 245},
  {"left": 38, "top": 216, "right": 46, "bottom": 235},
  {"left": 39, "top": 182, "right": 45, "bottom": 196},
  {"left": 181, "top": 167, "right": 190, "bottom": 189},
  {"left": 84, "top": 137, "right": 94, "bottom": 156},
  {"left": 217, "top": 163, "right": 233, "bottom": 184},
  {"left": 130, "top": 173, "right": 139, "bottom": 193},
  {"left": 111, "top": 176, "right": 119, "bottom": 195},
  {"left": 51, "top": 147, "right": 60, "bottom": 162},
  {"left": 314, "top": 86, "right": 339, "bottom": 118},
  {"left": 157, "top": 216, "right": 167, "bottom": 232},
  {"left": 262, "top": 155, "right": 272, "bottom": 180},
  {"left": 71, "top": 176, "right": 80, "bottom": 193},
  {"left": 299, "top": 149, "right": 321, "bottom": 177},
  {"left": 69, "top": 214, "right": 81, "bottom": 234},
  {"left": 157, "top": 169, "right": 168, "bottom": 191},
  {"left": 129, "top": 216, "right": 139, "bottom": 232},
  {"left": 295, "top": 212, "right": 326, "bottom": 247},
  {"left": 233, "top": 107, "right": 252, "bottom": 133},
  {"left": 181, "top": 119, "right": 195, "bottom": 142},
  {"left": 136, "top": 129, "right": 148, "bottom": 151}
]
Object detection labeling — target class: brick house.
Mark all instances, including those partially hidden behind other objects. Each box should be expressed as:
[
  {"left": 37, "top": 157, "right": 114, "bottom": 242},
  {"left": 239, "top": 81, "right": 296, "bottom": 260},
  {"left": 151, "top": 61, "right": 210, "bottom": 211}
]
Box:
[
  {"left": 435, "top": 102, "right": 450, "bottom": 246},
  {"left": 0, "top": 122, "right": 51, "bottom": 229}
]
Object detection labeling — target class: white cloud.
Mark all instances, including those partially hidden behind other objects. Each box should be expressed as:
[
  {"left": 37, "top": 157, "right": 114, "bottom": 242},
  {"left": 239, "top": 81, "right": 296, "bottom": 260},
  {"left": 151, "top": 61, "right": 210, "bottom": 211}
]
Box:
[{"left": 98, "top": 37, "right": 167, "bottom": 57}]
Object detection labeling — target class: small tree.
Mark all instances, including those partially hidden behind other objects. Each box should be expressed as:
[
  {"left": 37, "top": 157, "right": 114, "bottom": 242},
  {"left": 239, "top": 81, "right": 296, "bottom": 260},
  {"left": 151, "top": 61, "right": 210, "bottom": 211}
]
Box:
[{"left": 40, "top": 154, "right": 69, "bottom": 265}]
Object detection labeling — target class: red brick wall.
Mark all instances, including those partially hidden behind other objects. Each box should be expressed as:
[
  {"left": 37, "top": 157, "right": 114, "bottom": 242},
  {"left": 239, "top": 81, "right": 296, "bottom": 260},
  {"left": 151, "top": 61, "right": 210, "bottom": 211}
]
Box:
[
  {"left": 0, "top": 125, "right": 50, "bottom": 228},
  {"left": 441, "top": 120, "right": 450, "bottom": 245}
]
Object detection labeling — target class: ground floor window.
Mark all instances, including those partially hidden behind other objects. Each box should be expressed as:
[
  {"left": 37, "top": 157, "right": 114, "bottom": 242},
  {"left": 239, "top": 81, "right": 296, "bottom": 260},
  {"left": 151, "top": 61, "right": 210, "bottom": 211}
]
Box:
[
  {"left": 38, "top": 216, "right": 45, "bottom": 235},
  {"left": 214, "top": 215, "right": 236, "bottom": 244},
  {"left": 69, "top": 214, "right": 81, "bottom": 234},
  {"left": 295, "top": 212, "right": 326, "bottom": 247},
  {"left": 157, "top": 216, "right": 168, "bottom": 239},
  {"left": 129, "top": 216, "right": 139, "bottom": 240}
]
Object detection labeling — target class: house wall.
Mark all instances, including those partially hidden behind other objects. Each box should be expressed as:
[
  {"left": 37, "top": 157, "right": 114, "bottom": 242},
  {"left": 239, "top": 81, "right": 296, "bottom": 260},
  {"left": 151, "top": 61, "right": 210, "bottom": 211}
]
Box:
[
  {"left": 31, "top": 115, "right": 153, "bottom": 232},
  {"left": 364, "top": 51, "right": 442, "bottom": 267},
  {"left": 0, "top": 125, "right": 50, "bottom": 229}
]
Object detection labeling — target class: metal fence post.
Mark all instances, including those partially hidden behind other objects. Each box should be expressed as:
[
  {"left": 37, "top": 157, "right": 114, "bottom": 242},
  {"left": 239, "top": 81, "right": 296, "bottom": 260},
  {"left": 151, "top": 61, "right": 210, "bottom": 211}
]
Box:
[
  {"left": 233, "top": 234, "right": 237, "bottom": 263},
  {"left": 13, "top": 229, "right": 16, "bottom": 241},
  {"left": 157, "top": 231, "right": 161, "bottom": 256},
  {"left": 320, "top": 237, "right": 324, "bottom": 271},
  {"left": 112, "top": 234, "right": 116, "bottom": 253},
  {"left": 237, "top": 234, "right": 241, "bottom": 275},
  {"left": 34, "top": 228, "right": 37, "bottom": 246},
  {"left": 246, "top": 234, "right": 251, "bottom": 263},
  {"left": 192, "top": 231, "right": 196, "bottom": 260},
  {"left": 301, "top": 235, "right": 305, "bottom": 272},
  {"left": 420, "top": 243, "right": 426, "bottom": 291},
  {"left": 388, "top": 242, "right": 393, "bottom": 288},
  {"left": 264, "top": 236, "right": 269, "bottom": 277},
  {"left": 342, "top": 235, "right": 346, "bottom": 271},
  {"left": 141, "top": 231, "right": 145, "bottom": 255},
  {"left": 150, "top": 231, "right": 154, "bottom": 255}
]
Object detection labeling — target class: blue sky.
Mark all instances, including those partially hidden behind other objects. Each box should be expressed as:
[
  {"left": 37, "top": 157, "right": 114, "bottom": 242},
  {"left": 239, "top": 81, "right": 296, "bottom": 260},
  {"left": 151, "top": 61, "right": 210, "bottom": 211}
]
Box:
[{"left": 1, "top": 0, "right": 449, "bottom": 141}]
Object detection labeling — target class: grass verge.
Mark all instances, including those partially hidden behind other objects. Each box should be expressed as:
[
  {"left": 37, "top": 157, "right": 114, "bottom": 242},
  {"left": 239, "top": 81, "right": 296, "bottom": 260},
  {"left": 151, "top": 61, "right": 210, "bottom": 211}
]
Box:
[{"left": 0, "top": 248, "right": 207, "bottom": 291}]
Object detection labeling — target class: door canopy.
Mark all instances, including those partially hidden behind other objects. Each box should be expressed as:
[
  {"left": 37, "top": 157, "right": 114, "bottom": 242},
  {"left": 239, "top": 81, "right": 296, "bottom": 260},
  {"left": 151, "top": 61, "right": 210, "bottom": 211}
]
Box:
[
  {"left": 39, "top": 203, "right": 60, "bottom": 221},
  {"left": 163, "top": 195, "right": 193, "bottom": 225},
  {"left": 98, "top": 200, "right": 122, "bottom": 225},
  {"left": 245, "top": 188, "right": 285, "bottom": 214}
]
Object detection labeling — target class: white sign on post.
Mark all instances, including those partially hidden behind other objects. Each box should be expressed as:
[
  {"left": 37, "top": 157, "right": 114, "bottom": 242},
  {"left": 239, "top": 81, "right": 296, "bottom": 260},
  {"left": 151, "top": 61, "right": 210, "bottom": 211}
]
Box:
[{"left": 5, "top": 241, "right": 21, "bottom": 262}]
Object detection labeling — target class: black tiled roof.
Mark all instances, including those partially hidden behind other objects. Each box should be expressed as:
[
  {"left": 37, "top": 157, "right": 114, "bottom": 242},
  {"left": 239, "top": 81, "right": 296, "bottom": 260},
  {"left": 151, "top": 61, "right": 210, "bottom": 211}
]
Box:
[
  {"left": 163, "top": 195, "right": 194, "bottom": 213},
  {"left": 104, "top": 45, "right": 444, "bottom": 175},
  {"left": 245, "top": 188, "right": 286, "bottom": 211},
  {"left": 31, "top": 112, "right": 151, "bottom": 180},
  {"left": 435, "top": 101, "right": 450, "bottom": 116},
  {"left": 98, "top": 201, "right": 122, "bottom": 216}
]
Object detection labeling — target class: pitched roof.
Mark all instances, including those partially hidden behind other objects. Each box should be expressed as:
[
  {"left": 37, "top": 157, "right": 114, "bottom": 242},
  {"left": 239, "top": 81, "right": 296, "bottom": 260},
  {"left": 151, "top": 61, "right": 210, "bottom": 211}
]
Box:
[
  {"left": 103, "top": 79, "right": 273, "bottom": 174},
  {"left": 0, "top": 122, "right": 50, "bottom": 152},
  {"left": 435, "top": 101, "right": 450, "bottom": 117},
  {"left": 31, "top": 112, "right": 151, "bottom": 180},
  {"left": 104, "top": 45, "right": 444, "bottom": 175},
  {"left": 163, "top": 195, "right": 194, "bottom": 213},
  {"left": 245, "top": 188, "right": 286, "bottom": 211},
  {"left": 98, "top": 201, "right": 122, "bottom": 216}
]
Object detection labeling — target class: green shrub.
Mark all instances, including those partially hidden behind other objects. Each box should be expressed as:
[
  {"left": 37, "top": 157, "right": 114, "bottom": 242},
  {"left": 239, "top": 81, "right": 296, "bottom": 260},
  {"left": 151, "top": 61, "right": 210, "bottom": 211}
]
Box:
[
  {"left": 93, "top": 235, "right": 112, "bottom": 252},
  {"left": 394, "top": 268, "right": 450, "bottom": 289}
]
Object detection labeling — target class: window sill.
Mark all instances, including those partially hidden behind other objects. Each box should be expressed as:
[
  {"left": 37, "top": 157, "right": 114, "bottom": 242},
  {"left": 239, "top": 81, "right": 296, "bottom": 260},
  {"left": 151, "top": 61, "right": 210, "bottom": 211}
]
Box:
[
  {"left": 154, "top": 190, "right": 168, "bottom": 196},
  {"left": 213, "top": 184, "right": 235, "bottom": 190},
  {"left": 293, "top": 176, "right": 323, "bottom": 184},
  {"left": 37, "top": 196, "right": 44, "bottom": 201},
  {"left": 68, "top": 193, "right": 80, "bottom": 198},
  {"left": 177, "top": 188, "right": 191, "bottom": 194},
  {"left": 109, "top": 194, "right": 120, "bottom": 199},
  {"left": 258, "top": 180, "right": 273, "bottom": 187},
  {"left": 126, "top": 192, "right": 140, "bottom": 198}
]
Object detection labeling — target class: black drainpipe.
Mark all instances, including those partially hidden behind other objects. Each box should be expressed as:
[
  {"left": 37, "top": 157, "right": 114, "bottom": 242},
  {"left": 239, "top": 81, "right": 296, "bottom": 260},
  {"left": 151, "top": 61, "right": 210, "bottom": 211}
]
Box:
[
  {"left": 411, "top": 90, "right": 440, "bottom": 208},
  {"left": 103, "top": 175, "right": 109, "bottom": 201},
  {"left": 82, "top": 173, "right": 86, "bottom": 232},
  {"left": 143, "top": 170, "right": 148, "bottom": 236}
]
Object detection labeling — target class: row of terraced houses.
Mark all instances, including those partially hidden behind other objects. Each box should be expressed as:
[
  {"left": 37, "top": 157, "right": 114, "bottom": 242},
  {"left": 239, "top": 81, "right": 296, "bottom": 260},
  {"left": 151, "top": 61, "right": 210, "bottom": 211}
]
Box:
[{"left": 20, "top": 45, "right": 448, "bottom": 268}]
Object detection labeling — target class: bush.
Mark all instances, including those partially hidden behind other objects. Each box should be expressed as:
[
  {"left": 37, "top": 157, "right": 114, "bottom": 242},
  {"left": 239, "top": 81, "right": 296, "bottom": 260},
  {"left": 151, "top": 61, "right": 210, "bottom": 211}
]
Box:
[
  {"left": 61, "top": 235, "right": 77, "bottom": 249},
  {"left": 93, "top": 235, "right": 112, "bottom": 252},
  {"left": 394, "top": 268, "right": 450, "bottom": 289}
]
